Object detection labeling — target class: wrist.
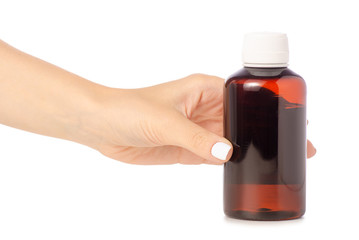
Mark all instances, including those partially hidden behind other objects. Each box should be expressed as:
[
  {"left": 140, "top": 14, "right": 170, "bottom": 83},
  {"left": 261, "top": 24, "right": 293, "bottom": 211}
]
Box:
[
  {"left": 67, "top": 83, "right": 115, "bottom": 150},
  {"left": 73, "top": 85, "right": 136, "bottom": 151}
]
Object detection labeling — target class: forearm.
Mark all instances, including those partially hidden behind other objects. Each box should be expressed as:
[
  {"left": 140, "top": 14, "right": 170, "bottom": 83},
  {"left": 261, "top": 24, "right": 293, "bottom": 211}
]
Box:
[{"left": 0, "top": 40, "right": 108, "bottom": 149}]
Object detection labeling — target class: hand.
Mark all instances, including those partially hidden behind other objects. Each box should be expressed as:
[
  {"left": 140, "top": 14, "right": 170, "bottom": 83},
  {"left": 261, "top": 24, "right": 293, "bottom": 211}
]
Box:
[
  {"left": 92, "top": 74, "right": 233, "bottom": 165},
  {"left": 88, "top": 74, "right": 316, "bottom": 165}
]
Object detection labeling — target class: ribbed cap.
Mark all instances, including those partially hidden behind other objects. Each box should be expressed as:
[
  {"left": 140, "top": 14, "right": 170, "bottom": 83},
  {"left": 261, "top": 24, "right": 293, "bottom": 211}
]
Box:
[{"left": 242, "top": 32, "right": 289, "bottom": 67}]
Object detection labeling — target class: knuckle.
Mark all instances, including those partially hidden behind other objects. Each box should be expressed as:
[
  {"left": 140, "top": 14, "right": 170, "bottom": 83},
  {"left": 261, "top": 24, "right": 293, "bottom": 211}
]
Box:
[
  {"left": 187, "top": 73, "right": 207, "bottom": 83},
  {"left": 191, "top": 131, "right": 208, "bottom": 148},
  {"left": 184, "top": 74, "right": 208, "bottom": 90},
  {"left": 185, "top": 73, "right": 223, "bottom": 89},
  {"left": 188, "top": 73, "right": 206, "bottom": 79}
]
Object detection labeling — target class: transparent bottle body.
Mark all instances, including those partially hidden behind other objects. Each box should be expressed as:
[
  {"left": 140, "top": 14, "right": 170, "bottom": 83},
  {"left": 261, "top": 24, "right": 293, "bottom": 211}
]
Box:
[{"left": 223, "top": 67, "right": 306, "bottom": 220}]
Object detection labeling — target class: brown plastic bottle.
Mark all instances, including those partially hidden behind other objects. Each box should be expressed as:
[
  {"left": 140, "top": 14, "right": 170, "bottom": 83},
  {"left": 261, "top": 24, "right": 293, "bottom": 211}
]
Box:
[{"left": 223, "top": 33, "right": 306, "bottom": 221}]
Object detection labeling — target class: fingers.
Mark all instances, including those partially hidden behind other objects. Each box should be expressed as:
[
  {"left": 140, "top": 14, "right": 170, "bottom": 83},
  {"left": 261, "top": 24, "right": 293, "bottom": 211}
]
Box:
[
  {"left": 307, "top": 120, "right": 316, "bottom": 158},
  {"left": 183, "top": 74, "right": 225, "bottom": 96},
  {"left": 307, "top": 139, "right": 316, "bottom": 158},
  {"left": 166, "top": 112, "right": 233, "bottom": 164}
]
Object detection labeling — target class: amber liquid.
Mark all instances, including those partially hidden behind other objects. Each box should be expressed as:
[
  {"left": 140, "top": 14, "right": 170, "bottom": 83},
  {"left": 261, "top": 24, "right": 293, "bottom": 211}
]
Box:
[{"left": 224, "top": 67, "right": 306, "bottom": 221}]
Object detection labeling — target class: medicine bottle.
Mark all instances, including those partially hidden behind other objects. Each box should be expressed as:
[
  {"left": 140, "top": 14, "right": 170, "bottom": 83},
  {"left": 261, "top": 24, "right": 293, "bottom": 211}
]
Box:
[{"left": 223, "top": 33, "right": 306, "bottom": 220}]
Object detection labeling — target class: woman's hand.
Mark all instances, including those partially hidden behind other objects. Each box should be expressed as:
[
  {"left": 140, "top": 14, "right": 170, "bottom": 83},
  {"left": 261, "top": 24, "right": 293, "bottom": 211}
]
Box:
[{"left": 91, "top": 74, "right": 233, "bottom": 165}]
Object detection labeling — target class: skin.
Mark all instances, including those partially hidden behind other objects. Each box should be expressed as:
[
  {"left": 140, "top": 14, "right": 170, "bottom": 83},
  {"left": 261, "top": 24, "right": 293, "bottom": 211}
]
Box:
[{"left": 0, "top": 40, "right": 316, "bottom": 165}]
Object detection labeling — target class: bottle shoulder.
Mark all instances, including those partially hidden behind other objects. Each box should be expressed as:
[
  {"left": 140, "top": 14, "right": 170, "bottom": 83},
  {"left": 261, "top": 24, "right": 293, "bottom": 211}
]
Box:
[{"left": 225, "top": 67, "right": 306, "bottom": 105}]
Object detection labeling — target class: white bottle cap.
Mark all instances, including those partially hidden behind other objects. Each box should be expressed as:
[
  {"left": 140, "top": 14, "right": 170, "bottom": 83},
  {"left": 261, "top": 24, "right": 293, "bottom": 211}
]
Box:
[{"left": 242, "top": 32, "right": 289, "bottom": 68}]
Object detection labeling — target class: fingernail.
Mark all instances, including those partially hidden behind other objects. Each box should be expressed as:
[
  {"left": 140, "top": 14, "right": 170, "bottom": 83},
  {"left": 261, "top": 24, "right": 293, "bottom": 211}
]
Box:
[{"left": 211, "top": 142, "right": 231, "bottom": 161}]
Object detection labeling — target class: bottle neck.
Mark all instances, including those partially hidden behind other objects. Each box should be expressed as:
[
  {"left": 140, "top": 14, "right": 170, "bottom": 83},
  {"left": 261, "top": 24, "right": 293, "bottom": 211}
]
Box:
[
  {"left": 244, "top": 66, "right": 288, "bottom": 77},
  {"left": 243, "top": 63, "right": 288, "bottom": 68}
]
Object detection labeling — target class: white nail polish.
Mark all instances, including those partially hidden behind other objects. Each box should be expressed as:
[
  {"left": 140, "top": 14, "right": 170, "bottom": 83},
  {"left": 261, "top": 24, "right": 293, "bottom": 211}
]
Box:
[{"left": 211, "top": 142, "right": 231, "bottom": 161}]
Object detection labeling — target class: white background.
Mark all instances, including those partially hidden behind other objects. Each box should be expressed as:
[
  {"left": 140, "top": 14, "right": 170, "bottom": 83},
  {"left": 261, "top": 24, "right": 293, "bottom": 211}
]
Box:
[{"left": 0, "top": 0, "right": 358, "bottom": 239}]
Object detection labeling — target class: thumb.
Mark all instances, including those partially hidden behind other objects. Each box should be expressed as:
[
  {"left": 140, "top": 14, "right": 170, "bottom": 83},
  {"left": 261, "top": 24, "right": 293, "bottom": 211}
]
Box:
[{"left": 167, "top": 113, "right": 233, "bottom": 164}]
